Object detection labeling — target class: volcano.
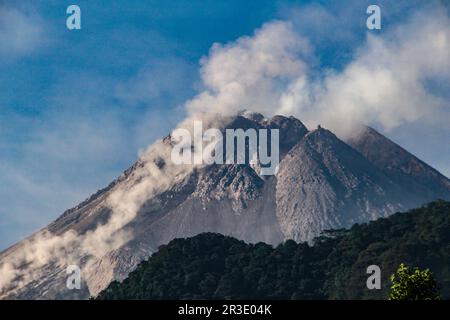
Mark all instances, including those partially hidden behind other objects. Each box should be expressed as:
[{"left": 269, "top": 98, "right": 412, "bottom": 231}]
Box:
[{"left": 1, "top": 112, "right": 449, "bottom": 299}]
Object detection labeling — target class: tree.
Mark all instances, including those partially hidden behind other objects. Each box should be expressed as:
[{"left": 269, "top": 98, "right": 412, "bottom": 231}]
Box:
[{"left": 389, "top": 264, "right": 441, "bottom": 300}]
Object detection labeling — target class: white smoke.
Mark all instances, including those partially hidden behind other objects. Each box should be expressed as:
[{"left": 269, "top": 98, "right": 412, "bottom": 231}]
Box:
[
  {"left": 285, "top": 11, "right": 450, "bottom": 137},
  {"left": 186, "top": 21, "right": 312, "bottom": 117},
  {"left": 187, "top": 10, "right": 450, "bottom": 137},
  {"left": 0, "top": 112, "right": 226, "bottom": 297},
  {"left": 1, "top": 5, "right": 449, "bottom": 297}
]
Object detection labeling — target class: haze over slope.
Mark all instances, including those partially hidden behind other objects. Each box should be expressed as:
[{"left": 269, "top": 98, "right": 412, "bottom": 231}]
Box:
[
  {"left": 0, "top": 3, "right": 449, "bottom": 300},
  {"left": 1, "top": 112, "right": 449, "bottom": 299}
]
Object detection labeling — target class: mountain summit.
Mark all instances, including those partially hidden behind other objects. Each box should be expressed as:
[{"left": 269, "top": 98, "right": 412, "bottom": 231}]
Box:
[{"left": 1, "top": 113, "right": 449, "bottom": 299}]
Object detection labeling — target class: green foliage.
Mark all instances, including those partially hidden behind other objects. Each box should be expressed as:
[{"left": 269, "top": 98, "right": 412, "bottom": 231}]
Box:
[
  {"left": 96, "top": 200, "right": 450, "bottom": 300},
  {"left": 389, "top": 263, "right": 441, "bottom": 300}
]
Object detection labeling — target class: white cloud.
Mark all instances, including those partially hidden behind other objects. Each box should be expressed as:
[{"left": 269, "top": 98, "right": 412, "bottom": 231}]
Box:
[
  {"left": 0, "top": 5, "right": 45, "bottom": 58},
  {"left": 115, "top": 57, "right": 195, "bottom": 107}
]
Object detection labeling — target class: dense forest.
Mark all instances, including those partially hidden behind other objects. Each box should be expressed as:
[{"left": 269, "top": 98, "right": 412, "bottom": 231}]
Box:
[{"left": 96, "top": 200, "right": 450, "bottom": 300}]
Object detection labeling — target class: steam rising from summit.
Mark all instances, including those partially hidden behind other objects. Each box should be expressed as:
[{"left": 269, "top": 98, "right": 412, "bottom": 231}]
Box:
[
  {"left": 0, "top": 3, "right": 449, "bottom": 299},
  {"left": 187, "top": 10, "right": 450, "bottom": 137}
]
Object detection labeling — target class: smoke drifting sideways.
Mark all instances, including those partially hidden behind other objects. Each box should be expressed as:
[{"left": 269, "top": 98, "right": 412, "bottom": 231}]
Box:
[
  {"left": 0, "top": 113, "right": 229, "bottom": 297},
  {"left": 187, "top": 10, "right": 450, "bottom": 138},
  {"left": 1, "top": 5, "right": 449, "bottom": 297}
]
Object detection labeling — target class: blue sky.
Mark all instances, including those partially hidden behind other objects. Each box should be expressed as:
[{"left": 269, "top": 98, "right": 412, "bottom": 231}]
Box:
[{"left": 0, "top": 0, "right": 449, "bottom": 249}]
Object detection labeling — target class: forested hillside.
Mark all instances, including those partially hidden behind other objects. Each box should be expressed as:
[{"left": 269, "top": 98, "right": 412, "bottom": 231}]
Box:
[{"left": 97, "top": 201, "right": 450, "bottom": 300}]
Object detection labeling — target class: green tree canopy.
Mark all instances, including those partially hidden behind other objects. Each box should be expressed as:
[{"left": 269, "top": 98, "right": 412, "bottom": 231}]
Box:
[
  {"left": 389, "top": 264, "right": 441, "bottom": 300},
  {"left": 96, "top": 201, "right": 450, "bottom": 300}
]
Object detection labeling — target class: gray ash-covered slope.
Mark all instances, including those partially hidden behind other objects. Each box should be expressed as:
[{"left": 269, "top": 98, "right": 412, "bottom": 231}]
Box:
[
  {"left": 276, "top": 127, "right": 413, "bottom": 242},
  {"left": 347, "top": 126, "right": 450, "bottom": 200},
  {"left": 1, "top": 112, "right": 449, "bottom": 299}
]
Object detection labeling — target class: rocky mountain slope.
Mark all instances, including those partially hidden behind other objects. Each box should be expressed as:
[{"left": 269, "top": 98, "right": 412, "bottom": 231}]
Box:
[{"left": 1, "top": 112, "right": 449, "bottom": 299}]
